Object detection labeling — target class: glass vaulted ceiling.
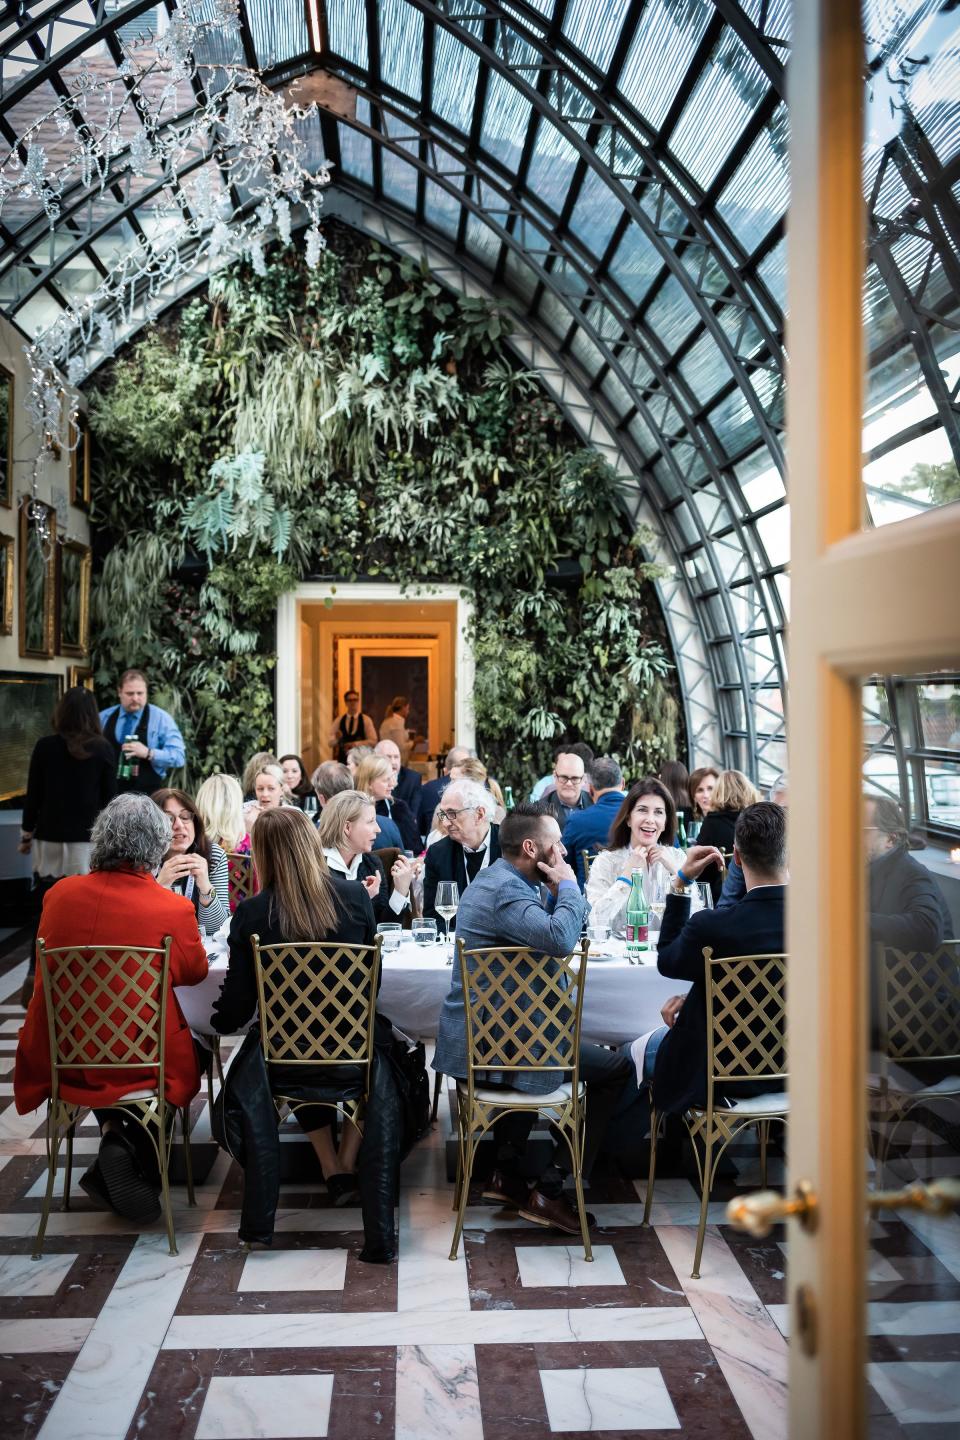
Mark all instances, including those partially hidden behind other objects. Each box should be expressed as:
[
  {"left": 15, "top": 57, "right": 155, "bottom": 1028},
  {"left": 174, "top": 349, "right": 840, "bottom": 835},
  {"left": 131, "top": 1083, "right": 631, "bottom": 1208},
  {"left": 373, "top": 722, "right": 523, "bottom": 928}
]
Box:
[{"left": 2, "top": 1, "right": 958, "bottom": 801}]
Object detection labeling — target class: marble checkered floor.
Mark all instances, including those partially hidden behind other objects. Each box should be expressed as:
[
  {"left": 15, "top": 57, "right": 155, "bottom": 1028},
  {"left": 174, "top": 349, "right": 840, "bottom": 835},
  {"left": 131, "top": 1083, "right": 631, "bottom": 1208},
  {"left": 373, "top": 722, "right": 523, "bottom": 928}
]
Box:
[{"left": 1, "top": 933, "right": 958, "bottom": 1439}]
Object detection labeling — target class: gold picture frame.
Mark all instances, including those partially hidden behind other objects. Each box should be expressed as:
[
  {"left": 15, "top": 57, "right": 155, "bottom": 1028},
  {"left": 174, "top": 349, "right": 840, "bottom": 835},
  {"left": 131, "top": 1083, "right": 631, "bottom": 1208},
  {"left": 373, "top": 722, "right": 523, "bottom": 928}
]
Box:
[
  {"left": 18, "top": 498, "right": 56, "bottom": 659},
  {"left": 69, "top": 412, "right": 91, "bottom": 509},
  {"left": 67, "top": 664, "right": 95, "bottom": 692},
  {"left": 0, "top": 363, "right": 12, "bottom": 509},
  {"left": 0, "top": 532, "right": 12, "bottom": 635},
  {"left": 58, "top": 539, "right": 91, "bottom": 658}
]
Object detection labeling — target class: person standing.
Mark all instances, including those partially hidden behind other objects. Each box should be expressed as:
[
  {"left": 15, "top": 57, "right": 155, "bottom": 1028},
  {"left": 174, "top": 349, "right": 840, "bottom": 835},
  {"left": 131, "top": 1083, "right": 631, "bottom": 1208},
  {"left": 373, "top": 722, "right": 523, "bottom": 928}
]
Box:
[
  {"left": 330, "top": 690, "right": 377, "bottom": 764},
  {"left": 18, "top": 686, "right": 117, "bottom": 1006},
  {"left": 379, "top": 696, "right": 414, "bottom": 762},
  {"left": 99, "top": 669, "right": 185, "bottom": 795}
]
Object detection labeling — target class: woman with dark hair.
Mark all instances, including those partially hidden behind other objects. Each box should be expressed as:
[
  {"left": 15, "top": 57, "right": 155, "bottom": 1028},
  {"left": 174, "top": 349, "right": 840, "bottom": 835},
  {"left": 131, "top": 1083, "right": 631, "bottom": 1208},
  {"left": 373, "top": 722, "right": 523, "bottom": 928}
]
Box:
[
  {"left": 659, "top": 760, "right": 692, "bottom": 843},
  {"left": 152, "top": 787, "right": 229, "bottom": 935},
  {"left": 279, "top": 754, "right": 318, "bottom": 815},
  {"left": 212, "top": 807, "right": 378, "bottom": 1208},
  {"left": 585, "top": 778, "right": 686, "bottom": 935},
  {"left": 18, "top": 686, "right": 117, "bottom": 1005}
]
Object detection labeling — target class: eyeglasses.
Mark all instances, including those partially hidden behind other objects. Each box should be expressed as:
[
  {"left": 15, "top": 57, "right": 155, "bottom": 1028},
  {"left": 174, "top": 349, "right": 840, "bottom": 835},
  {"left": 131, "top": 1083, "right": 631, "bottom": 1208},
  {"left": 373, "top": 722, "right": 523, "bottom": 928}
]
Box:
[
  {"left": 553, "top": 773, "right": 583, "bottom": 784},
  {"left": 437, "top": 806, "right": 478, "bottom": 822}
]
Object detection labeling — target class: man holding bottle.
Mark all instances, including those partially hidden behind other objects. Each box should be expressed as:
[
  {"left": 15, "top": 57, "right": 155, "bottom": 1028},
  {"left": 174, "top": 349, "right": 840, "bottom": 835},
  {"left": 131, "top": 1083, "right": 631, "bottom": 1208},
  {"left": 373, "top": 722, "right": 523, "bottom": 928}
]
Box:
[{"left": 100, "top": 669, "right": 186, "bottom": 794}]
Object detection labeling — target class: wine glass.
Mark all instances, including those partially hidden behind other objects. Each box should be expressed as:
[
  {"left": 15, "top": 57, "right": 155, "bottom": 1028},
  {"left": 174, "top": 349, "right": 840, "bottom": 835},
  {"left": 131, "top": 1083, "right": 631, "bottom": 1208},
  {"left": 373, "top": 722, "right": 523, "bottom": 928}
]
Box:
[
  {"left": 647, "top": 865, "right": 667, "bottom": 933},
  {"left": 690, "top": 880, "right": 714, "bottom": 914},
  {"left": 435, "top": 881, "right": 460, "bottom": 964}
]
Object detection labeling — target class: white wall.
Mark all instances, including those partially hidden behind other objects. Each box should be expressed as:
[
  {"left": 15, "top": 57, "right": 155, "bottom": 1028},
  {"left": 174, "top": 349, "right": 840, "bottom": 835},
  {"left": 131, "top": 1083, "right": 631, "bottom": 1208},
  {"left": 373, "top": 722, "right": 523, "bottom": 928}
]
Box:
[{"left": 0, "top": 312, "right": 91, "bottom": 681}]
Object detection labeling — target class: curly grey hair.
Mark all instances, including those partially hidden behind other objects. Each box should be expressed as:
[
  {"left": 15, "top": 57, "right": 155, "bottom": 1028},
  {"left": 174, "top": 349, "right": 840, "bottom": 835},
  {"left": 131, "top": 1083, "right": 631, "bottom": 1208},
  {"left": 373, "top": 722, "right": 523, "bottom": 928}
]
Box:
[{"left": 90, "top": 793, "right": 172, "bottom": 872}]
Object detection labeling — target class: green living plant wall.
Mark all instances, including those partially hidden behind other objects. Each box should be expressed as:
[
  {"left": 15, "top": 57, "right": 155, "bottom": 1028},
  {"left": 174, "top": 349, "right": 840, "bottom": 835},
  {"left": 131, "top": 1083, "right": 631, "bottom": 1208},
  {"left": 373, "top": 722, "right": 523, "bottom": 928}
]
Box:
[{"left": 86, "top": 222, "right": 681, "bottom": 792}]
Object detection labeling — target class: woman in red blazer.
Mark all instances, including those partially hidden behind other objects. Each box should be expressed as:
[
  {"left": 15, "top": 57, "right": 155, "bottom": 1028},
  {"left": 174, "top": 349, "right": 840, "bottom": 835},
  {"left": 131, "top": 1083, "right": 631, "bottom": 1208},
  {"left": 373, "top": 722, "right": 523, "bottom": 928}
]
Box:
[{"left": 15, "top": 794, "right": 208, "bottom": 1220}]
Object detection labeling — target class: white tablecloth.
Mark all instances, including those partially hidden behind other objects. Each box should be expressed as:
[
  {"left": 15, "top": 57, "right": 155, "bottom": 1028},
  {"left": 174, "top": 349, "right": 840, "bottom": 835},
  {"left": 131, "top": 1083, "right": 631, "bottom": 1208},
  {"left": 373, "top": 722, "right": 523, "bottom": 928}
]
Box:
[{"left": 175, "top": 934, "right": 689, "bottom": 1046}]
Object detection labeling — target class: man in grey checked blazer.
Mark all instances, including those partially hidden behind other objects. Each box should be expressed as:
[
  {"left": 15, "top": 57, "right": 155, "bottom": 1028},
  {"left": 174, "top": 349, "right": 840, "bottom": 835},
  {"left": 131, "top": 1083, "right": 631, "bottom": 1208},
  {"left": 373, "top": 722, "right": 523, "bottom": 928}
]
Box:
[{"left": 433, "top": 802, "right": 633, "bottom": 1236}]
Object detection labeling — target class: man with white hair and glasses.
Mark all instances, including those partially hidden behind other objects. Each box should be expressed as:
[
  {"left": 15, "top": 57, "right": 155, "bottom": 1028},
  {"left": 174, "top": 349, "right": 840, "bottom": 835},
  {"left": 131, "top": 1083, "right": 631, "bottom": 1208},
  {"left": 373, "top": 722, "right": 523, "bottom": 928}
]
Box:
[{"left": 422, "top": 778, "right": 501, "bottom": 923}]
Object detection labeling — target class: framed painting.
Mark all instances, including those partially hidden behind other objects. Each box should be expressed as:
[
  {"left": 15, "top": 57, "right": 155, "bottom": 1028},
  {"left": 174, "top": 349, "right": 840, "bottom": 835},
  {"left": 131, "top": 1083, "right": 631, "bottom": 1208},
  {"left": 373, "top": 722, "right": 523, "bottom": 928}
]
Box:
[
  {"left": 69, "top": 412, "right": 91, "bottom": 509},
  {"left": 0, "top": 364, "right": 12, "bottom": 509},
  {"left": 18, "top": 498, "right": 56, "bottom": 659},
  {"left": 67, "top": 664, "right": 95, "bottom": 691},
  {"left": 0, "top": 531, "right": 12, "bottom": 635},
  {"left": 0, "top": 670, "right": 63, "bottom": 802},
  {"left": 58, "top": 539, "right": 91, "bottom": 657}
]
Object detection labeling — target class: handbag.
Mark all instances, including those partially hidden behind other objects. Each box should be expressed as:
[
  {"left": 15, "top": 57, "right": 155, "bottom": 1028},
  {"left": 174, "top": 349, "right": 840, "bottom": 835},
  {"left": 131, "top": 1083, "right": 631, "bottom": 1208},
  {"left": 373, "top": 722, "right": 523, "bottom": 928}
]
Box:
[{"left": 388, "top": 1027, "right": 431, "bottom": 1158}]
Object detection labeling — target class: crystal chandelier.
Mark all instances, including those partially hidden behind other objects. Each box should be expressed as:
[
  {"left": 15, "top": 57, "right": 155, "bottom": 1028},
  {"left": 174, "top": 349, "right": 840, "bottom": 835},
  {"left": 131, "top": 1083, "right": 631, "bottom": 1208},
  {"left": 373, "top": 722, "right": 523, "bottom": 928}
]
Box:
[{"left": 1, "top": 0, "right": 332, "bottom": 503}]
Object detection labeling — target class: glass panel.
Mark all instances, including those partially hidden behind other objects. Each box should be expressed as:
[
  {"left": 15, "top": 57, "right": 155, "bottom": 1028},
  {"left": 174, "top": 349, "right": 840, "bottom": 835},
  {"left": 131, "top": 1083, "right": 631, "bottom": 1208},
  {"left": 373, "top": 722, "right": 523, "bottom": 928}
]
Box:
[
  {"left": 327, "top": 0, "right": 367, "bottom": 67},
  {"left": 669, "top": 30, "right": 770, "bottom": 190},
  {"left": 431, "top": 25, "right": 480, "bottom": 134},
  {"left": 479, "top": 67, "right": 531, "bottom": 173},
  {"left": 560, "top": 0, "right": 626, "bottom": 71},
  {"left": 862, "top": 1, "right": 960, "bottom": 531},
  {"left": 246, "top": 0, "right": 309, "bottom": 66},
  {"left": 862, "top": 664, "right": 960, "bottom": 1437},
  {"left": 617, "top": 0, "right": 712, "bottom": 128},
  {"left": 715, "top": 107, "right": 789, "bottom": 256},
  {"left": 380, "top": 0, "right": 423, "bottom": 99}
]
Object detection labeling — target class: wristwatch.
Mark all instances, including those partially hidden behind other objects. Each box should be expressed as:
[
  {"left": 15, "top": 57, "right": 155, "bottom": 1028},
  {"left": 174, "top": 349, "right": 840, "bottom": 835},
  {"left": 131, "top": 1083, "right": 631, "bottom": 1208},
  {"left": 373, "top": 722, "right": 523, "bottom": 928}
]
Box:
[{"left": 198, "top": 888, "right": 214, "bottom": 905}]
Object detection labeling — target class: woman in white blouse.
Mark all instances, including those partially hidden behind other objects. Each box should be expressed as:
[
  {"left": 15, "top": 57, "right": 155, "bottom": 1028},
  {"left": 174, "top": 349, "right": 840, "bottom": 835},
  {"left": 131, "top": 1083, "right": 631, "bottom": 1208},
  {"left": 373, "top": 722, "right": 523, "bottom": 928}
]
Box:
[{"left": 586, "top": 778, "right": 686, "bottom": 936}]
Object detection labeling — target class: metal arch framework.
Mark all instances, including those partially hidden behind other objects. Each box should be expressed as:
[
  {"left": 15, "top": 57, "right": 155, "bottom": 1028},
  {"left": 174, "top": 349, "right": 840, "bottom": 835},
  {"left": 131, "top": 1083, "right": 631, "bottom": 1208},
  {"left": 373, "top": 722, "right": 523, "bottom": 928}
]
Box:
[{"left": 3, "top": 1, "right": 955, "bottom": 794}]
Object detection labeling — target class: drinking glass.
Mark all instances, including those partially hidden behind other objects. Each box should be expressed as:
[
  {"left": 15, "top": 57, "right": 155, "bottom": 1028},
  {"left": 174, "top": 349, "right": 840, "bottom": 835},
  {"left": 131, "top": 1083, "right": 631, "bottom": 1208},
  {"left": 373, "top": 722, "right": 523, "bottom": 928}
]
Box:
[
  {"left": 690, "top": 880, "right": 714, "bottom": 914},
  {"left": 412, "top": 918, "right": 438, "bottom": 946},
  {"left": 647, "top": 866, "right": 668, "bottom": 932},
  {"left": 586, "top": 922, "right": 610, "bottom": 947},
  {"left": 376, "top": 922, "right": 402, "bottom": 953},
  {"left": 435, "top": 881, "right": 460, "bottom": 964}
]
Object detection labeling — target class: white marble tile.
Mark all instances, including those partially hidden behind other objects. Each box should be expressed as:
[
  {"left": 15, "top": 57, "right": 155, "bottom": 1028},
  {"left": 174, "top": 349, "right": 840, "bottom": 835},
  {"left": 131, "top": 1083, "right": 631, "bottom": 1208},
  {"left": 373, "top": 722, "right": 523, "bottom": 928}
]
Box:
[
  {"left": 0, "top": 1317, "right": 93, "bottom": 1352},
  {"left": 899, "top": 1205, "right": 960, "bottom": 1282},
  {"left": 0, "top": 959, "right": 28, "bottom": 1003},
  {"left": 539, "top": 1366, "right": 680, "bottom": 1432},
  {"left": 37, "top": 1230, "right": 202, "bottom": 1440},
  {"left": 655, "top": 1224, "right": 787, "bottom": 1440},
  {"left": 395, "top": 1343, "right": 482, "bottom": 1440},
  {"left": 516, "top": 1243, "right": 626, "bottom": 1288},
  {"left": 868, "top": 1361, "right": 960, "bottom": 1425},
  {"left": 238, "top": 1248, "right": 347, "bottom": 1292},
  {"left": 195, "top": 1374, "right": 334, "bottom": 1439},
  {"left": 165, "top": 1305, "right": 701, "bottom": 1350},
  {"left": 0, "top": 1250, "right": 77, "bottom": 1296},
  {"left": 771, "top": 1300, "right": 960, "bottom": 1339},
  {"left": 0, "top": 1102, "right": 43, "bottom": 1141},
  {"left": 397, "top": 1181, "right": 471, "bottom": 1315},
  {"left": 778, "top": 1239, "right": 900, "bottom": 1285}
]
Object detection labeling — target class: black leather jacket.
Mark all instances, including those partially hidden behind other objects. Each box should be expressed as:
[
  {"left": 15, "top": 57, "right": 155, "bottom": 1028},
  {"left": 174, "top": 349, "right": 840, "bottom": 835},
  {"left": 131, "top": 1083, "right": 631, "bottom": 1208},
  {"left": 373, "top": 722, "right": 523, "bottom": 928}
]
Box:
[{"left": 213, "top": 1027, "right": 402, "bottom": 1260}]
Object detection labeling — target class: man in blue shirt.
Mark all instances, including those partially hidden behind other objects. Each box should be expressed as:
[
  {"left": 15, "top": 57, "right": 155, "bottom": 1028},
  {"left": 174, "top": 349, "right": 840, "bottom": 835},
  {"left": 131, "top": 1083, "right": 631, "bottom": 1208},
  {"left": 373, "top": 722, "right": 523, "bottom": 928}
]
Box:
[
  {"left": 561, "top": 755, "right": 626, "bottom": 887},
  {"left": 433, "top": 801, "right": 632, "bottom": 1235},
  {"left": 99, "top": 669, "right": 186, "bottom": 795}
]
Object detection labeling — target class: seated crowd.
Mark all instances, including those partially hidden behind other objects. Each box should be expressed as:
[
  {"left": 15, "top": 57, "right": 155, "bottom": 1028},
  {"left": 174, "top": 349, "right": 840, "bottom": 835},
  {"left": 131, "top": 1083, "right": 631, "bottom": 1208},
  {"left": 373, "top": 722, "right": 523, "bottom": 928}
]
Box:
[{"left": 13, "top": 670, "right": 956, "bottom": 1261}]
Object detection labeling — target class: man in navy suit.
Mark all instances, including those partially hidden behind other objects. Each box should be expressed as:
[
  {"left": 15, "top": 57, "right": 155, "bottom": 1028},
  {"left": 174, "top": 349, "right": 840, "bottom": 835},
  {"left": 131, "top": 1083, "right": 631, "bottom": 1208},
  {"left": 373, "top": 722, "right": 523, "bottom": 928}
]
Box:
[
  {"left": 375, "top": 738, "right": 422, "bottom": 814},
  {"left": 417, "top": 745, "right": 472, "bottom": 842},
  {"left": 643, "top": 802, "right": 787, "bottom": 1117},
  {"left": 561, "top": 755, "right": 626, "bottom": 887},
  {"left": 423, "top": 778, "right": 501, "bottom": 920},
  {"left": 433, "top": 802, "right": 632, "bottom": 1235}
]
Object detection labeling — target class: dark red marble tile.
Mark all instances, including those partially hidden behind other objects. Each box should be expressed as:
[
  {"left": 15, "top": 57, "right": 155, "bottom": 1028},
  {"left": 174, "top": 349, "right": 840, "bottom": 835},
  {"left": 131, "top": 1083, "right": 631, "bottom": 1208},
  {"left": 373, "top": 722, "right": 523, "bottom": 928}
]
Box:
[
  {"left": 124, "top": 1346, "right": 395, "bottom": 1440},
  {"left": 176, "top": 1232, "right": 397, "bottom": 1315},
  {"left": 0, "top": 1351, "right": 75, "bottom": 1439},
  {"left": 0, "top": 1235, "right": 135, "bottom": 1321}
]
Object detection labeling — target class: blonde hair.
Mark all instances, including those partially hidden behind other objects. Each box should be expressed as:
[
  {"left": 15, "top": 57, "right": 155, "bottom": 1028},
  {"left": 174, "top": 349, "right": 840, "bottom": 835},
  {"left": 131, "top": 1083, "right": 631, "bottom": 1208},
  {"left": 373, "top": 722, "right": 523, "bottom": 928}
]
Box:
[
  {"left": 451, "top": 756, "right": 505, "bottom": 811},
  {"left": 354, "top": 755, "right": 392, "bottom": 795},
  {"left": 242, "top": 750, "right": 278, "bottom": 797},
  {"left": 249, "top": 808, "right": 338, "bottom": 940},
  {"left": 316, "top": 789, "right": 377, "bottom": 850},
  {"left": 712, "top": 769, "right": 761, "bottom": 812},
  {"left": 195, "top": 773, "right": 246, "bottom": 852}
]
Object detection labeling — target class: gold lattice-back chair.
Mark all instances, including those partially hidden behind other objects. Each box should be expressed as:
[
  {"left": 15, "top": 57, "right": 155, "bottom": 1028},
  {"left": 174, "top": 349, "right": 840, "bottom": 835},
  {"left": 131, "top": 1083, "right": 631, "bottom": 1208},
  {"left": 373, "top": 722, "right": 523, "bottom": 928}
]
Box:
[
  {"left": 252, "top": 936, "right": 382, "bottom": 1135},
  {"left": 33, "top": 936, "right": 195, "bottom": 1259},
  {"left": 449, "top": 939, "right": 590, "bottom": 1262},
  {"left": 869, "top": 940, "right": 960, "bottom": 1170},
  {"left": 643, "top": 947, "right": 788, "bottom": 1278},
  {"left": 226, "top": 850, "right": 257, "bottom": 912}
]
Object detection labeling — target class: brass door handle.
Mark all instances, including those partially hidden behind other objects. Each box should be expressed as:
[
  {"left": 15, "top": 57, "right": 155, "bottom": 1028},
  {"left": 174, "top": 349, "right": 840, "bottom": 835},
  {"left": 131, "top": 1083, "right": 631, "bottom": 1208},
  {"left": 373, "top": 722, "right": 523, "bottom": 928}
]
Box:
[
  {"left": 726, "top": 1180, "right": 818, "bottom": 1238},
  {"left": 867, "top": 1178, "right": 960, "bottom": 1215}
]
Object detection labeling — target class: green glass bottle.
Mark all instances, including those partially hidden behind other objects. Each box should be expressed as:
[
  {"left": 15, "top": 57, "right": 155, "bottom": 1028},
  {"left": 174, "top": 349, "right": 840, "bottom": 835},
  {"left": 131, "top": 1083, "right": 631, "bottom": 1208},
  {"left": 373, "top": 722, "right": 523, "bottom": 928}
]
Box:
[
  {"left": 625, "top": 869, "right": 650, "bottom": 960},
  {"left": 503, "top": 784, "right": 515, "bottom": 810}
]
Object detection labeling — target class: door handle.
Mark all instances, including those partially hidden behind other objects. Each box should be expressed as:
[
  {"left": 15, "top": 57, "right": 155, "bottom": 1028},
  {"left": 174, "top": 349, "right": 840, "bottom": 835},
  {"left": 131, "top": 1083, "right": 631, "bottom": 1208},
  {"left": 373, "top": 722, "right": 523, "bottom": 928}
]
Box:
[
  {"left": 726, "top": 1176, "right": 960, "bottom": 1238},
  {"left": 725, "top": 1180, "right": 818, "bottom": 1238},
  {"left": 866, "top": 1177, "right": 960, "bottom": 1216}
]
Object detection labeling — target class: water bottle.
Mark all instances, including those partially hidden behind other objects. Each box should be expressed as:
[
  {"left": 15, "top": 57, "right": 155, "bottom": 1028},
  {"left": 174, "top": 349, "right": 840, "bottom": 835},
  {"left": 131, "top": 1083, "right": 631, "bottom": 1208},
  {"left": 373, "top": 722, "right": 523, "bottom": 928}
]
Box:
[
  {"left": 503, "top": 784, "right": 515, "bottom": 810},
  {"left": 625, "top": 869, "right": 650, "bottom": 961}
]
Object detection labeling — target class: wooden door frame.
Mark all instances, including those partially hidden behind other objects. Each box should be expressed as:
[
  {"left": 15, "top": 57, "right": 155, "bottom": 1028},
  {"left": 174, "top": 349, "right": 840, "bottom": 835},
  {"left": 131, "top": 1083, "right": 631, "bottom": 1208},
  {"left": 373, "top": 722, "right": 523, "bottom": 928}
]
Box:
[{"left": 787, "top": 4, "right": 960, "bottom": 1435}]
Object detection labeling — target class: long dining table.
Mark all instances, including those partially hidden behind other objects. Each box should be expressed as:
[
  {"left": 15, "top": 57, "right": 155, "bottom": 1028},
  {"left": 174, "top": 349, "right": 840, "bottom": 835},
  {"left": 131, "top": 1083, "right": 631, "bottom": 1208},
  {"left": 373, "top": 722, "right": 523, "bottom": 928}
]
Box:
[{"left": 175, "top": 931, "right": 690, "bottom": 1046}]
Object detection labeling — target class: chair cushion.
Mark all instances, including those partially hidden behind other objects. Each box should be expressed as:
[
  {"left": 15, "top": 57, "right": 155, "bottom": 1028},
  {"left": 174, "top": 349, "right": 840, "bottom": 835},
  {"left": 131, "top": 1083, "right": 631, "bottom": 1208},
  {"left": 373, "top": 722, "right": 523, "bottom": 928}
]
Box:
[
  {"left": 721, "top": 1091, "right": 789, "bottom": 1115},
  {"left": 457, "top": 1080, "right": 582, "bottom": 1107}
]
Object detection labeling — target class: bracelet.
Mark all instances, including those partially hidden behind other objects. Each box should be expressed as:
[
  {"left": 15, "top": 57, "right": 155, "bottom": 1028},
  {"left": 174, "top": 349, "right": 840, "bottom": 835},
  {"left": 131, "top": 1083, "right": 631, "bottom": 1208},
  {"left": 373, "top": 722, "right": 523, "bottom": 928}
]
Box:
[
  {"left": 676, "top": 869, "right": 687, "bottom": 886},
  {"left": 616, "top": 875, "right": 631, "bottom": 886}
]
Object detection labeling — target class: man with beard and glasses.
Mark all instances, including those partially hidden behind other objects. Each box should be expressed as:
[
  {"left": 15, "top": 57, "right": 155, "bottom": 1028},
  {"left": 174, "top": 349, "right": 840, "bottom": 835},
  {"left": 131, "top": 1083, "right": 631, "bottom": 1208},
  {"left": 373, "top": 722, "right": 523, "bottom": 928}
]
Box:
[{"left": 432, "top": 802, "right": 632, "bottom": 1236}]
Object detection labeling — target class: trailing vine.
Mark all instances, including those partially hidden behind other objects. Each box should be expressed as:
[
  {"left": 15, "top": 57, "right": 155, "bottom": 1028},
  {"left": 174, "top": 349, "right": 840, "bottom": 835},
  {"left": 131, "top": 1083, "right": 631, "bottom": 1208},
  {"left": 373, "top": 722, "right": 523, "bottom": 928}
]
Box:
[{"left": 86, "top": 222, "right": 681, "bottom": 789}]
